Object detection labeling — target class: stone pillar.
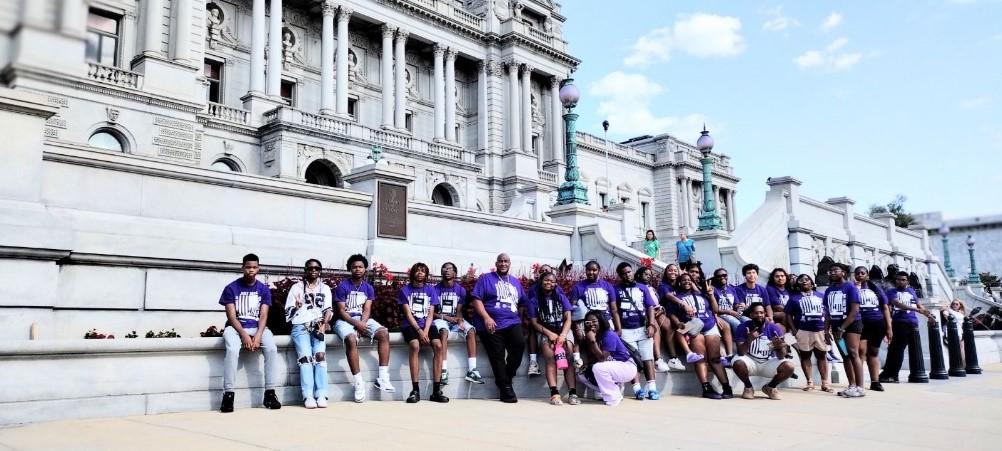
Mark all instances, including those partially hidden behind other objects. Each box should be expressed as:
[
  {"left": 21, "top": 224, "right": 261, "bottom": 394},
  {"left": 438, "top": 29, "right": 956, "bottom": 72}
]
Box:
[
  {"left": 335, "top": 6, "right": 352, "bottom": 115},
  {"left": 249, "top": 0, "right": 266, "bottom": 94},
  {"left": 521, "top": 64, "right": 533, "bottom": 156},
  {"left": 728, "top": 190, "right": 737, "bottom": 231},
  {"left": 60, "top": 0, "right": 85, "bottom": 36},
  {"left": 319, "top": 2, "right": 336, "bottom": 115},
  {"left": 0, "top": 89, "right": 58, "bottom": 203},
  {"left": 266, "top": 0, "right": 283, "bottom": 97},
  {"left": 682, "top": 177, "right": 693, "bottom": 231},
  {"left": 550, "top": 77, "right": 563, "bottom": 163},
  {"left": 477, "top": 60, "right": 488, "bottom": 151},
  {"left": 507, "top": 60, "right": 521, "bottom": 152},
  {"left": 141, "top": 0, "right": 164, "bottom": 56},
  {"left": 444, "top": 49, "right": 458, "bottom": 142},
  {"left": 172, "top": 0, "right": 192, "bottom": 63},
  {"left": 394, "top": 29, "right": 409, "bottom": 129},
  {"left": 342, "top": 164, "right": 416, "bottom": 268},
  {"left": 433, "top": 44, "right": 445, "bottom": 140},
  {"left": 380, "top": 24, "right": 394, "bottom": 128},
  {"left": 767, "top": 177, "right": 811, "bottom": 275}
]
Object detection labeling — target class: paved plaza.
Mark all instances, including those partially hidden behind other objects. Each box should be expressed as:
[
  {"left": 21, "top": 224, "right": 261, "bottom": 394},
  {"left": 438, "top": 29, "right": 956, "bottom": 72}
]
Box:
[{"left": 1, "top": 364, "right": 1000, "bottom": 451}]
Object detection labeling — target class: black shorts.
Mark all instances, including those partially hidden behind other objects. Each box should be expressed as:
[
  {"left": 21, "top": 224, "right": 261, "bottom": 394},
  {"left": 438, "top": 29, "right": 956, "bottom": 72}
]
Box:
[
  {"left": 861, "top": 320, "right": 886, "bottom": 343},
  {"left": 843, "top": 319, "right": 864, "bottom": 335},
  {"left": 401, "top": 327, "right": 440, "bottom": 343}
]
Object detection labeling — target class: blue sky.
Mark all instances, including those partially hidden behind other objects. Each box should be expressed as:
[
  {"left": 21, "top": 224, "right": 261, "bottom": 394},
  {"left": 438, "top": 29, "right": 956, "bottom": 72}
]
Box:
[{"left": 560, "top": 0, "right": 1001, "bottom": 223}]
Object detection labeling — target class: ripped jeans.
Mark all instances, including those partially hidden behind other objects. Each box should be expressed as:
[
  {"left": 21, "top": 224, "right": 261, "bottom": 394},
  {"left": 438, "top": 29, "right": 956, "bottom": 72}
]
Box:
[{"left": 291, "top": 323, "right": 328, "bottom": 400}]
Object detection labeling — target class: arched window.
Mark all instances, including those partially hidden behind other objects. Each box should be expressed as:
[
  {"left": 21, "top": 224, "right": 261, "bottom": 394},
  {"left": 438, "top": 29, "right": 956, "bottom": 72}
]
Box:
[
  {"left": 88, "top": 129, "right": 125, "bottom": 152},
  {"left": 304, "top": 159, "right": 343, "bottom": 188},
  {"left": 431, "top": 183, "right": 454, "bottom": 207},
  {"left": 211, "top": 158, "right": 240, "bottom": 172}
]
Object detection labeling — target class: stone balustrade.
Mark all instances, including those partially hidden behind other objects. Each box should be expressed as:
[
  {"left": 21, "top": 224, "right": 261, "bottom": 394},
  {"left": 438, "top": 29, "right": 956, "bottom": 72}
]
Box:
[
  {"left": 205, "top": 102, "right": 250, "bottom": 125},
  {"left": 538, "top": 169, "right": 558, "bottom": 184},
  {"left": 86, "top": 63, "right": 141, "bottom": 89}
]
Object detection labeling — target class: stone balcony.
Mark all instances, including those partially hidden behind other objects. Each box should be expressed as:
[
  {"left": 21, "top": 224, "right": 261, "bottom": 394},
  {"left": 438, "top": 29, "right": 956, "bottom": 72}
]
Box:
[{"left": 86, "top": 63, "right": 141, "bottom": 90}]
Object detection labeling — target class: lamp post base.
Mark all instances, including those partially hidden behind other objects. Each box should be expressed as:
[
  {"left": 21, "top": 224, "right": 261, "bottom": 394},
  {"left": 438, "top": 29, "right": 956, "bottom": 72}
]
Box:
[
  {"left": 697, "top": 210, "right": 722, "bottom": 231},
  {"left": 556, "top": 181, "right": 590, "bottom": 206}
]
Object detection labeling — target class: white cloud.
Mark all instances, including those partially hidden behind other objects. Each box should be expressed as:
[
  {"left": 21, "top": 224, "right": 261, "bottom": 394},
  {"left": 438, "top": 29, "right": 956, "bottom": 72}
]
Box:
[
  {"left": 795, "top": 37, "right": 862, "bottom": 71},
  {"left": 624, "top": 14, "right": 745, "bottom": 67},
  {"left": 589, "top": 71, "right": 709, "bottom": 137},
  {"left": 762, "top": 6, "right": 800, "bottom": 32},
  {"left": 960, "top": 96, "right": 991, "bottom": 109},
  {"left": 821, "top": 12, "right": 843, "bottom": 31}
]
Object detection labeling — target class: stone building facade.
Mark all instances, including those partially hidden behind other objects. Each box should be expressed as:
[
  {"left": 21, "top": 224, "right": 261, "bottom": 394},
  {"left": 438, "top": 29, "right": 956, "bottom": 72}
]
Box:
[{"left": 918, "top": 211, "right": 1002, "bottom": 280}]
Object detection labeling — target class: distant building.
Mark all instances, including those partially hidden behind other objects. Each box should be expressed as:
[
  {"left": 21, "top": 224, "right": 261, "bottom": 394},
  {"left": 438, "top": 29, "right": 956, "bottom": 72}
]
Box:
[{"left": 917, "top": 211, "right": 1002, "bottom": 278}]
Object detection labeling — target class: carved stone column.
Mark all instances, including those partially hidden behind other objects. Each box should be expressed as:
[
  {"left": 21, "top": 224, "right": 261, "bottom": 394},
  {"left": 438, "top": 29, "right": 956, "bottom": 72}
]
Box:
[
  {"left": 506, "top": 59, "right": 520, "bottom": 152},
  {"left": 266, "top": 0, "right": 283, "bottom": 97},
  {"left": 521, "top": 64, "right": 532, "bottom": 156},
  {"left": 319, "top": 2, "right": 336, "bottom": 115},
  {"left": 249, "top": 0, "right": 265, "bottom": 94},
  {"left": 142, "top": 0, "right": 164, "bottom": 56},
  {"left": 394, "top": 29, "right": 409, "bottom": 129},
  {"left": 380, "top": 24, "right": 394, "bottom": 128},
  {"left": 549, "top": 76, "right": 563, "bottom": 163},
  {"left": 335, "top": 6, "right": 353, "bottom": 115},
  {"left": 433, "top": 44, "right": 445, "bottom": 140},
  {"left": 173, "top": 0, "right": 192, "bottom": 63},
  {"left": 444, "top": 48, "right": 457, "bottom": 143}
]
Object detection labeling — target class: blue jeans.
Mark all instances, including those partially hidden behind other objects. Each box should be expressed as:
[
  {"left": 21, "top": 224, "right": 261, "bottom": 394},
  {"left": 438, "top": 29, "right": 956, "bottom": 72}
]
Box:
[{"left": 291, "top": 324, "right": 328, "bottom": 400}]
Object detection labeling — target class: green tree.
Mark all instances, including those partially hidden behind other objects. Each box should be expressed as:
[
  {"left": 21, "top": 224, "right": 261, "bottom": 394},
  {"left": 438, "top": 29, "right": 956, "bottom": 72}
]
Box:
[
  {"left": 868, "top": 194, "right": 917, "bottom": 228},
  {"left": 981, "top": 272, "right": 1000, "bottom": 288}
]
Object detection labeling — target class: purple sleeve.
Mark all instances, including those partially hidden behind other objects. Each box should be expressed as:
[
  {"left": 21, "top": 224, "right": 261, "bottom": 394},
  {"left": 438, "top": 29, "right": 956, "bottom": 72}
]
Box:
[
  {"left": 641, "top": 284, "right": 657, "bottom": 308},
  {"left": 428, "top": 287, "right": 440, "bottom": 306},
  {"left": 875, "top": 286, "right": 888, "bottom": 305},
  {"left": 365, "top": 284, "right": 376, "bottom": 302},
  {"left": 600, "top": 331, "right": 620, "bottom": 353},
  {"left": 397, "top": 286, "right": 409, "bottom": 306},
  {"left": 558, "top": 292, "right": 573, "bottom": 313},
  {"left": 526, "top": 299, "right": 539, "bottom": 319},
  {"left": 471, "top": 275, "right": 488, "bottom": 301},
  {"left": 606, "top": 281, "right": 618, "bottom": 305},
  {"left": 455, "top": 284, "right": 467, "bottom": 305},
  {"left": 218, "top": 284, "right": 234, "bottom": 305},
  {"left": 767, "top": 323, "right": 784, "bottom": 338},
  {"left": 846, "top": 284, "right": 861, "bottom": 305},
  {"left": 569, "top": 283, "right": 582, "bottom": 302},
  {"left": 786, "top": 297, "right": 800, "bottom": 317},
  {"left": 334, "top": 282, "right": 348, "bottom": 303},
  {"left": 515, "top": 280, "right": 527, "bottom": 306},
  {"left": 766, "top": 286, "right": 780, "bottom": 306},
  {"left": 259, "top": 283, "right": 272, "bottom": 306},
  {"left": 733, "top": 322, "right": 748, "bottom": 343}
]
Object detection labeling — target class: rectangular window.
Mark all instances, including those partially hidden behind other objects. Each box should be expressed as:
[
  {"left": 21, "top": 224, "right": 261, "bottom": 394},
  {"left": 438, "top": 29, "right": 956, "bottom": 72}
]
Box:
[
  {"left": 204, "top": 59, "right": 223, "bottom": 103},
  {"left": 280, "top": 80, "right": 296, "bottom": 106},
  {"left": 599, "top": 193, "right": 608, "bottom": 208},
  {"left": 405, "top": 112, "right": 414, "bottom": 132},
  {"left": 86, "top": 9, "right": 121, "bottom": 66},
  {"left": 531, "top": 136, "right": 539, "bottom": 155},
  {"left": 641, "top": 201, "right": 649, "bottom": 228},
  {"left": 347, "top": 97, "right": 358, "bottom": 120}
]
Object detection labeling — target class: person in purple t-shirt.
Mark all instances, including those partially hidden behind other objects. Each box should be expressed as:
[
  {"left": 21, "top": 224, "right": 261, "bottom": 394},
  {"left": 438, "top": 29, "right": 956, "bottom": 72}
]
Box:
[
  {"left": 217, "top": 253, "right": 280, "bottom": 413},
  {"left": 824, "top": 263, "right": 865, "bottom": 398},
  {"left": 577, "top": 310, "right": 638, "bottom": 406},
  {"left": 432, "top": 262, "right": 484, "bottom": 386},
  {"left": 569, "top": 261, "right": 619, "bottom": 368},
  {"left": 734, "top": 263, "right": 775, "bottom": 322},
  {"left": 399, "top": 262, "right": 447, "bottom": 404},
  {"left": 644, "top": 265, "right": 684, "bottom": 372},
  {"left": 784, "top": 274, "right": 832, "bottom": 393},
  {"left": 333, "top": 254, "right": 394, "bottom": 402},
  {"left": 528, "top": 272, "right": 579, "bottom": 406},
  {"left": 733, "top": 303, "right": 796, "bottom": 400},
  {"left": 879, "top": 272, "right": 934, "bottom": 384},
  {"left": 614, "top": 262, "right": 660, "bottom": 400},
  {"left": 471, "top": 253, "right": 527, "bottom": 403},
  {"left": 667, "top": 272, "right": 733, "bottom": 400},
  {"left": 766, "top": 267, "right": 791, "bottom": 325},
  {"left": 853, "top": 266, "right": 893, "bottom": 392}
]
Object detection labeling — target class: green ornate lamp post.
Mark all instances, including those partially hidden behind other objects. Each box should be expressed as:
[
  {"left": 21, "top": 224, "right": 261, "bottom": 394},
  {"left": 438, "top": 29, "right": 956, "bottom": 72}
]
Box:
[
  {"left": 695, "top": 126, "right": 722, "bottom": 231},
  {"left": 939, "top": 224, "right": 955, "bottom": 278},
  {"left": 556, "top": 78, "right": 589, "bottom": 205},
  {"left": 966, "top": 235, "right": 980, "bottom": 284}
]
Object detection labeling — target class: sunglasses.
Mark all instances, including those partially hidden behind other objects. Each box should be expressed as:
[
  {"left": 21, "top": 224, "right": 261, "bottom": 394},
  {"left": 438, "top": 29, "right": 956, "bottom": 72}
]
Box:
[{"left": 306, "top": 266, "right": 322, "bottom": 271}]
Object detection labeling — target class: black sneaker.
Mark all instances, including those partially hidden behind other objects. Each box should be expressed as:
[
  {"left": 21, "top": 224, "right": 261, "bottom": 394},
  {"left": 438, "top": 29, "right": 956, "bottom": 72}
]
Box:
[
  {"left": 262, "top": 389, "right": 282, "bottom": 409},
  {"left": 702, "top": 389, "right": 722, "bottom": 400},
  {"left": 500, "top": 385, "right": 518, "bottom": 403},
  {"left": 870, "top": 382, "right": 885, "bottom": 392},
  {"left": 220, "top": 391, "right": 234, "bottom": 413},
  {"left": 430, "top": 391, "right": 450, "bottom": 403},
  {"left": 406, "top": 390, "right": 420, "bottom": 403},
  {"left": 878, "top": 376, "right": 899, "bottom": 384},
  {"left": 721, "top": 384, "right": 734, "bottom": 399}
]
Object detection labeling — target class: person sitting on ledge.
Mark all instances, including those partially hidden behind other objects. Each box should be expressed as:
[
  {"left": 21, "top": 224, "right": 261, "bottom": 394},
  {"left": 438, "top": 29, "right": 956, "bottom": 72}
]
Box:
[
  {"left": 285, "top": 258, "right": 333, "bottom": 409},
  {"left": 433, "top": 261, "right": 485, "bottom": 386},
  {"left": 732, "top": 302, "right": 796, "bottom": 400},
  {"left": 218, "top": 253, "right": 281, "bottom": 413},
  {"left": 400, "top": 262, "right": 448, "bottom": 403},
  {"left": 333, "top": 254, "right": 395, "bottom": 402}
]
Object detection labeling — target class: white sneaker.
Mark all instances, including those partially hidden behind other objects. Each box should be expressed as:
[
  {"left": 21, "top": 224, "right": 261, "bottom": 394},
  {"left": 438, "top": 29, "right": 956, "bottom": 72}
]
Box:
[
  {"left": 573, "top": 356, "right": 585, "bottom": 370},
  {"left": 667, "top": 358, "right": 686, "bottom": 371},
  {"left": 528, "top": 360, "right": 541, "bottom": 376},
  {"left": 847, "top": 386, "right": 866, "bottom": 398},
  {"left": 353, "top": 382, "right": 366, "bottom": 403},
  {"left": 374, "top": 376, "right": 396, "bottom": 392},
  {"left": 316, "top": 397, "right": 328, "bottom": 408},
  {"left": 655, "top": 360, "right": 671, "bottom": 372},
  {"left": 304, "top": 398, "right": 317, "bottom": 409}
]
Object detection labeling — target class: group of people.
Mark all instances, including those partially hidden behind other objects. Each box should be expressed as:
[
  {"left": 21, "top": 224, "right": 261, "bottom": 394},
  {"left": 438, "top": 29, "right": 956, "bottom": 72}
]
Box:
[{"left": 215, "top": 244, "right": 953, "bottom": 412}]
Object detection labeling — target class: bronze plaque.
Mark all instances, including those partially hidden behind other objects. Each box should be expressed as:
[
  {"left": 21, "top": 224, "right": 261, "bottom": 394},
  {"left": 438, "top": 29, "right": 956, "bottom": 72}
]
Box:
[{"left": 377, "top": 181, "right": 407, "bottom": 239}]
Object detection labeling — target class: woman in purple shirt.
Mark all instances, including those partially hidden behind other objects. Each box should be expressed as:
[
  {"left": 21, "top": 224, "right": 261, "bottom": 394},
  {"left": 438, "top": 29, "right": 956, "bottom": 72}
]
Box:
[
  {"left": 528, "top": 272, "right": 579, "bottom": 406},
  {"left": 853, "top": 266, "right": 892, "bottom": 392},
  {"left": 471, "top": 253, "right": 527, "bottom": 403},
  {"left": 577, "top": 310, "right": 638, "bottom": 406},
  {"left": 824, "top": 264, "right": 865, "bottom": 398},
  {"left": 766, "top": 268, "right": 791, "bottom": 325},
  {"left": 784, "top": 274, "right": 832, "bottom": 393},
  {"left": 653, "top": 264, "right": 687, "bottom": 371},
  {"left": 667, "top": 273, "right": 732, "bottom": 400}
]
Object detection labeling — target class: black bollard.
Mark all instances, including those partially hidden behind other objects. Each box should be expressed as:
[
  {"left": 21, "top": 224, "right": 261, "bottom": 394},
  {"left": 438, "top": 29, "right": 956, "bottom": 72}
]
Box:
[
  {"left": 963, "top": 317, "right": 983, "bottom": 375},
  {"left": 927, "top": 317, "right": 949, "bottom": 380},
  {"left": 946, "top": 316, "right": 966, "bottom": 377},
  {"left": 906, "top": 323, "right": 929, "bottom": 383}
]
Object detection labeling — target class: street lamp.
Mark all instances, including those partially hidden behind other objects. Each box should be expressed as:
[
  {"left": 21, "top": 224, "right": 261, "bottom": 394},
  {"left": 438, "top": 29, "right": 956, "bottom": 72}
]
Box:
[
  {"left": 602, "top": 119, "right": 611, "bottom": 207},
  {"left": 966, "top": 235, "right": 980, "bottom": 284},
  {"left": 939, "top": 224, "right": 955, "bottom": 278},
  {"left": 555, "top": 78, "right": 589, "bottom": 205},
  {"left": 695, "top": 125, "right": 722, "bottom": 231}
]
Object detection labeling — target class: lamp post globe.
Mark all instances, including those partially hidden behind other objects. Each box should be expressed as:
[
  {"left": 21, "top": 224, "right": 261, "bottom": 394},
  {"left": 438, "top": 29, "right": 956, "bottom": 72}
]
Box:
[
  {"left": 555, "top": 79, "right": 588, "bottom": 206},
  {"left": 695, "top": 125, "right": 722, "bottom": 231}
]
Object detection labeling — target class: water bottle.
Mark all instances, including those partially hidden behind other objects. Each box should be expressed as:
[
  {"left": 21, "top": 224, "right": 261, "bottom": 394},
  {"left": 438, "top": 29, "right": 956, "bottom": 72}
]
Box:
[{"left": 555, "top": 346, "right": 569, "bottom": 370}]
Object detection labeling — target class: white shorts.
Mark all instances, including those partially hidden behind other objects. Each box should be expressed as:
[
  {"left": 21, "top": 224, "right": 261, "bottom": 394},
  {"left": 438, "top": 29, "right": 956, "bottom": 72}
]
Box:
[
  {"left": 432, "top": 318, "right": 475, "bottom": 339},
  {"left": 734, "top": 356, "right": 790, "bottom": 378},
  {"left": 702, "top": 324, "right": 721, "bottom": 337},
  {"left": 537, "top": 329, "right": 576, "bottom": 346},
  {"left": 334, "top": 318, "right": 385, "bottom": 341},
  {"left": 621, "top": 327, "right": 654, "bottom": 361}
]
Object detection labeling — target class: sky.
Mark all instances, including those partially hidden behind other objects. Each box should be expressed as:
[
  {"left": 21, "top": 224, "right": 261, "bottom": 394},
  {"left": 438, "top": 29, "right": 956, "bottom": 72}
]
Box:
[{"left": 559, "top": 0, "right": 1002, "bottom": 223}]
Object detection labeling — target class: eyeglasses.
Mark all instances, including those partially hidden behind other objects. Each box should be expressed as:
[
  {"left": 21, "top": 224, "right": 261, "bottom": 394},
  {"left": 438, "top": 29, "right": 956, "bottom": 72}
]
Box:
[
  {"left": 715, "top": 274, "right": 728, "bottom": 278},
  {"left": 306, "top": 266, "right": 322, "bottom": 271}
]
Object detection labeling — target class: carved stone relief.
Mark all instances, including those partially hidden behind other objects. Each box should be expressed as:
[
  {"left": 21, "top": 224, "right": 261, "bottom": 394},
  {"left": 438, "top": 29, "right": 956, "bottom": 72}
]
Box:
[{"left": 205, "top": 2, "right": 239, "bottom": 49}]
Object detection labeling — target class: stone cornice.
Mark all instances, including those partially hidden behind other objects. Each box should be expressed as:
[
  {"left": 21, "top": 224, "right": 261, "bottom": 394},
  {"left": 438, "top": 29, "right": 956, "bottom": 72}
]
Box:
[
  {"left": 500, "top": 33, "right": 580, "bottom": 68},
  {"left": 409, "top": 202, "right": 572, "bottom": 235},
  {"left": 382, "top": 0, "right": 486, "bottom": 40},
  {"left": 196, "top": 115, "right": 259, "bottom": 137}
]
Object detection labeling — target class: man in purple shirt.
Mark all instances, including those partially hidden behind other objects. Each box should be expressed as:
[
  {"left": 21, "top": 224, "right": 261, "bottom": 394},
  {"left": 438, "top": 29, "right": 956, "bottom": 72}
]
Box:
[
  {"left": 879, "top": 272, "right": 934, "bottom": 384},
  {"left": 732, "top": 303, "right": 795, "bottom": 400},
  {"left": 218, "top": 253, "right": 281, "bottom": 413},
  {"left": 471, "top": 253, "right": 527, "bottom": 403},
  {"left": 333, "top": 254, "right": 395, "bottom": 402},
  {"left": 734, "top": 264, "right": 774, "bottom": 321}
]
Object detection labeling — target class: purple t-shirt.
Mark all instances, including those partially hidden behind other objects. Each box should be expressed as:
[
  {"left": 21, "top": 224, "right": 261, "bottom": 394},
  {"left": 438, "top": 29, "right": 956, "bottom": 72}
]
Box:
[
  {"left": 398, "top": 284, "right": 440, "bottom": 329},
  {"left": 527, "top": 291, "right": 573, "bottom": 332},
  {"left": 334, "top": 279, "right": 376, "bottom": 320},
  {"left": 673, "top": 289, "right": 717, "bottom": 332},
  {"left": 600, "top": 330, "right": 632, "bottom": 363},
  {"left": 766, "top": 286, "right": 790, "bottom": 308},
  {"left": 734, "top": 283, "right": 769, "bottom": 308},
  {"left": 858, "top": 284, "right": 888, "bottom": 322},
  {"left": 713, "top": 284, "right": 738, "bottom": 312},
  {"left": 471, "top": 272, "right": 525, "bottom": 331},
  {"left": 824, "top": 281, "right": 861, "bottom": 322},
  {"left": 615, "top": 282, "right": 657, "bottom": 329},
  {"left": 435, "top": 282, "right": 467, "bottom": 317},
  {"left": 786, "top": 291, "right": 827, "bottom": 332},
  {"left": 570, "top": 279, "right": 617, "bottom": 320},
  {"left": 658, "top": 281, "right": 676, "bottom": 309},
  {"left": 219, "top": 278, "right": 272, "bottom": 329},
  {"left": 887, "top": 287, "right": 921, "bottom": 326},
  {"left": 734, "top": 321, "right": 785, "bottom": 363}
]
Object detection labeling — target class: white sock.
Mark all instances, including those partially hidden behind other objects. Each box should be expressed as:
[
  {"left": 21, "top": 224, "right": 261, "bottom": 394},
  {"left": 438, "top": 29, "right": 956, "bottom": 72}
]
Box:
[
  {"left": 573, "top": 352, "right": 581, "bottom": 360},
  {"left": 646, "top": 380, "right": 657, "bottom": 390},
  {"left": 468, "top": 357, "right": 477, "bottom": 368},
  {"left": 354, "top": 373, "right": 364, "bottom": 385},
  {"left": 632, "top": 383, "right": 642, "bottom": 391},
  {"left": 442, "top": 359, "right": 448, "bottom": 366},
  {"left": 378, "top": 366, "right": 389, "bottom": 379},
  {"left": 530, "top": 353, "right": 537, "bottom": 362}
]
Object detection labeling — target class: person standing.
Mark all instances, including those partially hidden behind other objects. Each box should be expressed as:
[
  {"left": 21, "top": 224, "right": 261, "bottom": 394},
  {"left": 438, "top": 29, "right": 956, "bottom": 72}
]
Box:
[
  {"left": 218, "top": 253, "right": 281, "bottom": 413},
  {"left": 879, "top": 272, "right": 934, "bottom": 384},
  {"left": 675, "top": 228, "right": 696, "bottom": 267},
  {"left": 399, "top": 262, "right": 448, "bottom": 403},
  {"left": 825, "top": 264, "right": 865, "bottom": 398},
  {"left": 613, "top": 262, "right": 660, "bottom": 400},
  {"left": 285, "top": 259, "right": 333, "bottom": 408},
  {"left": 853, "top": 266, "right": 892, "bottom": 392},
  {"left": 784, "top": 274, "right": 832, "bottom": 393},
  {"left": 471, "top": 253, "right": 527, "bottom": 403},
  {"left": 433, "top": 262, "right": 485, "bottom": 385},
  {"left": 732, "top": 303, "right": 796, "bottom": 400},
  {"left": 643, "top": 229, "right": 660, "bottom": 260},
  {"left": 333, "top": 254, "right": 395, "bottom": 402}
]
